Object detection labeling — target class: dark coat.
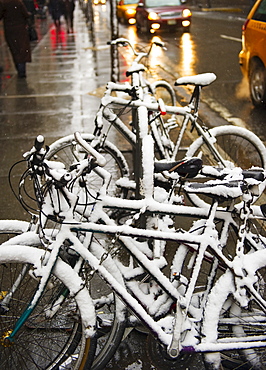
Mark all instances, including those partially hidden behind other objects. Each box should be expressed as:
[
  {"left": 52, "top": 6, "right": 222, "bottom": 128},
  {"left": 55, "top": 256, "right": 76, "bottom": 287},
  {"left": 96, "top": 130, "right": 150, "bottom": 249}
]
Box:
[
  {"left": 62, "top": 0, "right": 75, "bottom": 18},
  {"left": 0, "top": 0, "right": 31, "bottom": 64},
  {"left": 48, "top": 0, "right": 63, "bottom": 21}
]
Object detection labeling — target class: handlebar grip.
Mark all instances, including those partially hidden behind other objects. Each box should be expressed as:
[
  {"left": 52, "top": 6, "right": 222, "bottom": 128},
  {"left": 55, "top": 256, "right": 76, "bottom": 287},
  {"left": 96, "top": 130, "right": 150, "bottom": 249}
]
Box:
[
  {"left": 34, "top": 135, "right": 45, "bottom": 151},
  {"left": 74, "top": 132, "right": 107, "bottom": 167},
  {"left": 108, "top": 38, "right": 129, "bottom": 47}
]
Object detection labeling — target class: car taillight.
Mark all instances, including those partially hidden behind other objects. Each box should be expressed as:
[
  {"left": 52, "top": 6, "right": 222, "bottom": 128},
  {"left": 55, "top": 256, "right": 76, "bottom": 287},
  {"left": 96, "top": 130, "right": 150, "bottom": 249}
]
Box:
[{"left": 242, "top": 19, "right": 250, "bottom": 31}]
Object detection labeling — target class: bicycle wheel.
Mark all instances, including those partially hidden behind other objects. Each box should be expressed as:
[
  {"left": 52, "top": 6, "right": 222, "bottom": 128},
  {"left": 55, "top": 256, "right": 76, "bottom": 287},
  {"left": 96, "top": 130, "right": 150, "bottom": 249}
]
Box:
[
  {"left": 0, "top": 243, "right": 96, "bottom": 370},
  {"left": 83, "top": 234, "right": 127, "bottom": 370},
  {"left": 150, "top": 81, "right": 177, "bottom": 160},
  {"left": 170, "top": 212, "right": 266, "bottom": 370},
  {"left": 46, "top": 133, "right": 130, "bottom": 198},
  {"left": 186, "top": 126, "right": 266, "bottom": 207},
  {"left": 151, "top": 80, "right": 177, "bottom": 107},
  {"left": 202, "top": 250, "right": 266, "bottom": 370}
]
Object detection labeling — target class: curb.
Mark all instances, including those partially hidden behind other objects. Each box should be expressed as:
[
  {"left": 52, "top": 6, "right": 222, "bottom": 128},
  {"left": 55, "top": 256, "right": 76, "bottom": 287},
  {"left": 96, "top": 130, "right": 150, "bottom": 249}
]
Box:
[{"left": 201, "top": 7, "right": 242, "bottom": 12}]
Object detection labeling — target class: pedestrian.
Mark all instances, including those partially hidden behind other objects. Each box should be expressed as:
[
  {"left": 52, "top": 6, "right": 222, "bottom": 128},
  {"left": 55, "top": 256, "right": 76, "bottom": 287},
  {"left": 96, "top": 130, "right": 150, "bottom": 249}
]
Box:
[
  {"left": 62, "top": 0, "right": 75, "bottom": 33},
  {"left": 23, "top": 0, "right": 36, "bottom": 26},
  {"left": 0, "top": 0, "right": 31, "bottom": 78},
  {"left": 48, "top": 0, "right": 64, "bottom": 30}
]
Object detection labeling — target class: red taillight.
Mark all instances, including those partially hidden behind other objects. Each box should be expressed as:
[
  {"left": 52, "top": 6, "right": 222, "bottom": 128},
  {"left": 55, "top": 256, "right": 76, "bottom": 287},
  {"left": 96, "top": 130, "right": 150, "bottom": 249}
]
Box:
[{"left": 242, "top": 19, "right": 250, "bottom": 31}]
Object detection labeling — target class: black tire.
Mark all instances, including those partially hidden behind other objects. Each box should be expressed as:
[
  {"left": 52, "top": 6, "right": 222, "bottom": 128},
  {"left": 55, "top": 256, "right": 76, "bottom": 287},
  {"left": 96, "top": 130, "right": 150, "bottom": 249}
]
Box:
[
  {"left": 203, "top": 257, "right": 266, "bottom": 370},
  {"left": 249, "top": 60, "right": 266, "bottom": 108},
  {"left": 0, "top": 242, "right": 95, "bottom": 370},
  {"left": 147, "top": 333, "right": 195, "bottom": 370},
  {"left": 186, "top": 126, "right": 266, "bottom": 207},
  {"left": 171, "top": 219, "right": 266, "bottom": 370},
  {"left": 149, "top": 81, "right": 177, "bottom": 160},
  {"left": 0, "top": 222, "right": 126, "bottom": 370},
  {"left": 84, "top": 235, "right": 127, "bottom": 370},
  {"left": 152, "top": 80, "right": 177, "bottom": 106}
]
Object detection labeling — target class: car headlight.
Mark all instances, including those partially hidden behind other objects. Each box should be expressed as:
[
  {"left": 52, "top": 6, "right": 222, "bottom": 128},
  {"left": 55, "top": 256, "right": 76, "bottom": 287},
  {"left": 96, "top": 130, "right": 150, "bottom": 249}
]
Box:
[
  {"left": 126, "top": 8, "right": 136, "bottom": 16},
  {"left": 182, "top": 9, "right": 192, "bottom": 17},
  {"left": 148, "top": 12, "right": 160, "bottom": 21}
]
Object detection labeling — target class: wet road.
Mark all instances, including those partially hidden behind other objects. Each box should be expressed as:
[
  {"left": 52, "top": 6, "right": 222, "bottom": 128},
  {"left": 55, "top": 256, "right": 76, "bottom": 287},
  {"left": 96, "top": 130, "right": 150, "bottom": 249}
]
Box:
[
  {"left": 0, "top": 2, "right": 265, "bottom": 369},
  {"left": 116, "top": 6, "right": 266, "bottom": 142}
]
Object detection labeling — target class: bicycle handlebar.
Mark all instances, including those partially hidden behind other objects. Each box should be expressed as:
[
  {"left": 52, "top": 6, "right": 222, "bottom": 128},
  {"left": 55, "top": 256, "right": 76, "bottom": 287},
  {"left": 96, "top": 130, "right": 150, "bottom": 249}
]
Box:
[
  {"left": 74, "top": 132, "right": 106, "bottom": 167},
  {"left": 108, "top": 37, "right": 166, "bottom": 62},
  {"left": 34, "top": 135, "right": 45, "bottom": 151}
]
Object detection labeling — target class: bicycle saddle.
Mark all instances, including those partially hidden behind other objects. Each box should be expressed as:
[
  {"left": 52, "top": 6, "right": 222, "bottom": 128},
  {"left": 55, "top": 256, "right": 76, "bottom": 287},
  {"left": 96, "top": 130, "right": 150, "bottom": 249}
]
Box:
[
  {"left": 126, "top": 63, "right": 146, "bottom": 76},
  {"left": 154, "top": 157, "right": 202, "bottom": 178},
  {"left": 201, "top": 166, "right": 266, "bottom": 182},
  {"left": 185, "top": 180, "right": 244, "bottom": 200},
  {"left": 174, "top": 73, "right": 216, "bottom": 87}
]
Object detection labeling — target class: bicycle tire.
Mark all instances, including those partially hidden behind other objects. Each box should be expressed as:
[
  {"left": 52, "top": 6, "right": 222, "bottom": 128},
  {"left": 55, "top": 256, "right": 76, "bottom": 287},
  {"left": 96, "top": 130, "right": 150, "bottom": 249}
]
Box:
[
  {"left": 170, "top": 214, "right": 266, "bottom": 370},
  {"left": 151, "top": 80, "right": 177, "bottom": 106},
  {"left": 0, "top": 222, "right": 127, "bottom": 370},
  {"left": 186, "top": 126, "right": 266, "bottom": 207},
  {"left": 0, "top": 220, "right": 87, "bottom": 370},
  {"left": 83, "top": 234, "right": 127, "bottom": 370},
  {"left": 202, "top": 250, "right": 266, "bottom": 370},
  {"left": 46, "top": 133, "right": 130, "bottom": 198},
  {"left": 150, "top": 81, "right": 177, "bottom": 160},
  {"left": 0, "top": 242, "right": 96, "bottom": 370}
]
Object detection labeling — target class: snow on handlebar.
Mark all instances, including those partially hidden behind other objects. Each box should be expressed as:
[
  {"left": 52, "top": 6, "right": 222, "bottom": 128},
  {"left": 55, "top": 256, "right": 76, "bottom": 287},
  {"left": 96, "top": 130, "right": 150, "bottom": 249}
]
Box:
[
  {"left": 74, "top": 132, "right": 106, "bottom": 167},
  {"left": 23, "top": 134, "right": 47, "bottom": 161},
  {"left": 107, "top": 38, "right": 166, "bottom": 55}
]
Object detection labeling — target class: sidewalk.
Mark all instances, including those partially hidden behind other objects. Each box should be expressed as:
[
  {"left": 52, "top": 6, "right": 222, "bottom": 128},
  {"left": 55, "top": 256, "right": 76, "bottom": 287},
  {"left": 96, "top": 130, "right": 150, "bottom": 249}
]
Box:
[{"left": 0, "top": 3, "right": 111, "bottom": 219}]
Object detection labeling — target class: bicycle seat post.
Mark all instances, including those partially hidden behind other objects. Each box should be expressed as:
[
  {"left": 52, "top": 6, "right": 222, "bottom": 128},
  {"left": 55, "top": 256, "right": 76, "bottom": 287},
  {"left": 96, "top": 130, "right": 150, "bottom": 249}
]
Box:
[{"left": 189, "top": 85, "right": 201, "bottom": 115}]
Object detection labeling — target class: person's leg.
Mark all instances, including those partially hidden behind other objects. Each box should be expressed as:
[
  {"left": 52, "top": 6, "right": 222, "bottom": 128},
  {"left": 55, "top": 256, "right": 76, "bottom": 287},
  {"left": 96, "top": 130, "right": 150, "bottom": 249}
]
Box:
[{"left": 16, "top": 63, "right": 26, "bottom": 78}]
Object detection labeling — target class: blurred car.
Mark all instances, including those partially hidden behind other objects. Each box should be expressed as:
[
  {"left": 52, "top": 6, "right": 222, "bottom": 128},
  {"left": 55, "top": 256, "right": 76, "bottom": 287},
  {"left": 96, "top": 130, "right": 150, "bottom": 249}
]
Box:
[
  {"left": 94, "top": 0, "right": 106, "bottom": 4},
  {"left": 117, "top": 0, "right": 138, "bottom": 25},
  {"left": 239, "top": 0, "right": 266, "bottom": 107},
  {"left": 135, "top": 0, "right": 192, "bottom": 34}
]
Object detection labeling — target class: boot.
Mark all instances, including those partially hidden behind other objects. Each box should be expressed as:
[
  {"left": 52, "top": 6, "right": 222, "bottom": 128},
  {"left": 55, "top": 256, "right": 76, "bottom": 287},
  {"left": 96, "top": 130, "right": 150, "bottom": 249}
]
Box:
[{"left": 16, "top": 63, "right": 26, "bottom": 78}]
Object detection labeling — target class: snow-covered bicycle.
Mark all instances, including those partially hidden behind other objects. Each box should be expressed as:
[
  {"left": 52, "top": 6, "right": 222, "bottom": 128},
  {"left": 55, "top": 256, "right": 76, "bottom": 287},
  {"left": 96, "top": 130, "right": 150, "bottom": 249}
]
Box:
[
  {"left": 1, "top": 133, "right": 266, "bottom": 369},
  {"left": 46, "top": 39, "right": 266, "bottom": 207}
]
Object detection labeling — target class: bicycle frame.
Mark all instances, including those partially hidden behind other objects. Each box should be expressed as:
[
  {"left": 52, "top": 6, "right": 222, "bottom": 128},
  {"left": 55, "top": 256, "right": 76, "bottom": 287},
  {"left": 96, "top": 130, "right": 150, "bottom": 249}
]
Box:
[
  {"left": 94, "top": 90, "right": 233, "bottom": 167},
  {"left": 6, "top": 149, "right": 266, "bottom": 358}
]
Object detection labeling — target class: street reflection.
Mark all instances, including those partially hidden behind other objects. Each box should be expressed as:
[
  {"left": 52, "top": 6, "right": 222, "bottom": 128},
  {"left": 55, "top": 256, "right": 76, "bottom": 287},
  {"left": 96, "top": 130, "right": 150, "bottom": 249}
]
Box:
[
  {"left": 127, "top": 25, "right": 138, "bottom": 45},
  {"left": 149, "top": 36, "right": 165, "bottom": 65},
  {"left": 50, "top": 27, "right": 67, "bottom": 51},
  {"left": 178, "top": 32, "right": 196, "bottom": 76}
]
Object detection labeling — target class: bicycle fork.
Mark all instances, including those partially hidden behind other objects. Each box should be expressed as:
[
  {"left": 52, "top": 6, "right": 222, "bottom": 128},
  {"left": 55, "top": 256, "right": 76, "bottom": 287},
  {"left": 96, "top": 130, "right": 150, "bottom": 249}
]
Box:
[
  {"left": 1, "top": 242, "right": 62, "bottom": 346},
  {"left": 167, "top": 199, "right": 220, "bottom": 358}
]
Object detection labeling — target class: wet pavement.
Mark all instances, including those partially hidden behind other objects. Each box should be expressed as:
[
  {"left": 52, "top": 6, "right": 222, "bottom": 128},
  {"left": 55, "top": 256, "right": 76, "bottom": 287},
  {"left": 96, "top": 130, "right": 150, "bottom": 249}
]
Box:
[
  {"left": 0, "top": 3, "right": 111, "bottom": 220},
  {"left": 0, "top": 0, "right": 253, "bottom": 220}
]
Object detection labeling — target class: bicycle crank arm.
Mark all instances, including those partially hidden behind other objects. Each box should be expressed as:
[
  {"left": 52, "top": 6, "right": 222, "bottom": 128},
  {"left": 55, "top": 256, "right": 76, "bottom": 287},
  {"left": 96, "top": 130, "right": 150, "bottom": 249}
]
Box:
[{"left": 167, "top": 303, "right": 183, "bottom": 358}]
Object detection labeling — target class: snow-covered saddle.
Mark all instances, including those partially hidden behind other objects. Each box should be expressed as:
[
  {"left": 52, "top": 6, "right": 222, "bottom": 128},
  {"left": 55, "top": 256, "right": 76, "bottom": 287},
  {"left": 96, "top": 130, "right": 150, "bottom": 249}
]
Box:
[{"left": 175, "top": 73, "right": 216, "bottom": 87}]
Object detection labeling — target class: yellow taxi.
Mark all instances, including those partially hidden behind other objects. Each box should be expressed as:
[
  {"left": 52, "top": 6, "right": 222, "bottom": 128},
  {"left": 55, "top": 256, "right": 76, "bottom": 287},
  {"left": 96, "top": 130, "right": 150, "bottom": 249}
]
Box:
[
  {"left": 116, "top": 0, "right": 138, "bottom": 25},
  {"left": 239, "top": 0, "right": 266, "bottom": 107}
]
